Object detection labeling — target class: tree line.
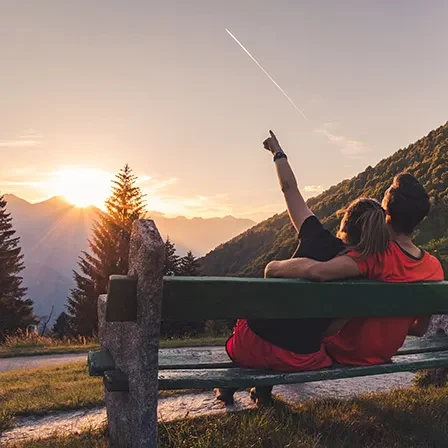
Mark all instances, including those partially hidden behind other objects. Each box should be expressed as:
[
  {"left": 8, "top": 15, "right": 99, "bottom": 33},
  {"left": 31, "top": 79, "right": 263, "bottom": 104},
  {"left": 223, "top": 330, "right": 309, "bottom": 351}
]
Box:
[
  {"left": 201, "top": 121, "right": 448, "bottom": 278},
  {"left": 0, "top": 165, "right": 203, "bottom": 341}
]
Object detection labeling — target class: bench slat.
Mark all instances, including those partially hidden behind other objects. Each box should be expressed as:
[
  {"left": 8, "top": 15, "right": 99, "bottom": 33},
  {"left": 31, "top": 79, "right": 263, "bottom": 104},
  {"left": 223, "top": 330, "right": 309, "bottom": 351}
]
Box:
[
  {"left": 158, "top": 350, "right": 448, "bottom": 389},
  {"left": 162, "top": 277, "right": 448, "bottom": 320},
  {"left": 398, "top": 335, "right": 448, "bottom": 355},
  {"left": 158, "top": 336, "right": 448, "bottom": 370}
]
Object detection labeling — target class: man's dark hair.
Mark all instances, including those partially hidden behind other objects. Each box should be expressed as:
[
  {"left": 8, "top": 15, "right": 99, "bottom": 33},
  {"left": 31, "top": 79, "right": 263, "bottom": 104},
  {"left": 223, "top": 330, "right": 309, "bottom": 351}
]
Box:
[{"left": 382, "top": 173, "right": 430, "bottom": 235}]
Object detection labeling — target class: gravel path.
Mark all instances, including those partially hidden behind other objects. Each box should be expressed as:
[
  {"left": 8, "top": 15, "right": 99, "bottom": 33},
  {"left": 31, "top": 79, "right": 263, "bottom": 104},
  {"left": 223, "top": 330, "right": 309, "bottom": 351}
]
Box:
[
  {"left": 0, "top": 353, "right": 87, "bottom": 373},
  {"left": 0, "top": 371, "right": 415, "bottom": 445}
]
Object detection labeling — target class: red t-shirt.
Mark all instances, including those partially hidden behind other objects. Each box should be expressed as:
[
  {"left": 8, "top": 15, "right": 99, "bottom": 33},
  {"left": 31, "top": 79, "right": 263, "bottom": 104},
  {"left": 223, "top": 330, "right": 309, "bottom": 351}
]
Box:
[{"left": 325, "top": 241, "right": 444, "bottom": 365}]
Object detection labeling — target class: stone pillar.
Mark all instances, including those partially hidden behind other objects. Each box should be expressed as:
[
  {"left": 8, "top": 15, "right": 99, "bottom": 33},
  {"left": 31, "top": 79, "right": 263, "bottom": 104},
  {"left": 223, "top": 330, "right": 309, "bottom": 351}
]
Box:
[
  {"left": 98, "top": 220, "right": 165, "bottom": 447},
  {"left": 421, "top": 315, "right": 448, "bottom": 386},
  {"left": 425, "top": 315, "right": 448, "bottom": 337}
]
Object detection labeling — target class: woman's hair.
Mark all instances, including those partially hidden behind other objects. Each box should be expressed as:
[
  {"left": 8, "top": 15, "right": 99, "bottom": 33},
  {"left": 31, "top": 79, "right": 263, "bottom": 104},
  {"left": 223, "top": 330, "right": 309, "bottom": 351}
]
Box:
[{"left": 337, "top": 198, "right": 390, "bottom": 258}]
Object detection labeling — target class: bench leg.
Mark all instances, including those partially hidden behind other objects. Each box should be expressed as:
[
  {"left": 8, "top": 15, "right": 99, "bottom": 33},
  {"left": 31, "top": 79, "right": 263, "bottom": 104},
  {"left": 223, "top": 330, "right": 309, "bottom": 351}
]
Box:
[
  {"left": 249, "top": 386, "right": 273, "bottom": 406},
  {"left": 214, "top": 387, "right": 238, "bottom": 405}
]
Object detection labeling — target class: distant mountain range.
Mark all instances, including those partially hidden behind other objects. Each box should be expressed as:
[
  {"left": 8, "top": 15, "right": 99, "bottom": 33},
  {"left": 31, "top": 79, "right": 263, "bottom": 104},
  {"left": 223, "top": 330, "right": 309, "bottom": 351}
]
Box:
[
  {"left": 201, "top": 122, "right": 448, "bottom": 277},
  {"left": 4, "top": 195, "right": 255, "bottom": 321}
]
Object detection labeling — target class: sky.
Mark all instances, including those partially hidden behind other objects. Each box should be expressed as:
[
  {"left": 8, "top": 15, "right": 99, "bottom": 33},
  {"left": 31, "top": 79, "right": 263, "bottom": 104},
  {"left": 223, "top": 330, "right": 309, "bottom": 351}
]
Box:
[{"left": 0, "top": 1, "right": 447, "bottom": 221}]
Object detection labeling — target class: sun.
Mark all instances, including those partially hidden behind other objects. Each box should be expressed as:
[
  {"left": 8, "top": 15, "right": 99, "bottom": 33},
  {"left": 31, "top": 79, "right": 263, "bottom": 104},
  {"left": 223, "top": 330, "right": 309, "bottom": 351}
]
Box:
[{"left": 51, "top": 168, "right": 112, "bottom": 208}]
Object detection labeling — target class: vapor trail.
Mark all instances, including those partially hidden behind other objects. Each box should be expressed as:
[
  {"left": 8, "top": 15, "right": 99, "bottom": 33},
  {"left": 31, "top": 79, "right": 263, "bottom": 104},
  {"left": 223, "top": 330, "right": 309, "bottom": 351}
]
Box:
[{"left": 225, "top": 28, "right": 307, "bottom": 121}]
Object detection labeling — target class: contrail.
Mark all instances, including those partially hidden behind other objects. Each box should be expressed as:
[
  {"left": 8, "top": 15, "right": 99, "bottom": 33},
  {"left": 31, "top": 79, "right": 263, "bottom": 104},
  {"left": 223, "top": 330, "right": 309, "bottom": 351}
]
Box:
[{"left": 225, "top": 28, "right": 307, "bottom": 121}]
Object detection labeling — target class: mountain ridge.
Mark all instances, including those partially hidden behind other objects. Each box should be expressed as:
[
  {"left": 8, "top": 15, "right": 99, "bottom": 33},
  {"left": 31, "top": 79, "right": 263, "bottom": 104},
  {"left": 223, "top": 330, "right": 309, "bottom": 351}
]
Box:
[
  {"left": 201, "top": 121, "right": 448, "bottom": 277},
  {"left": 1, "top": 194, "right": 255, "bottom": 320}
]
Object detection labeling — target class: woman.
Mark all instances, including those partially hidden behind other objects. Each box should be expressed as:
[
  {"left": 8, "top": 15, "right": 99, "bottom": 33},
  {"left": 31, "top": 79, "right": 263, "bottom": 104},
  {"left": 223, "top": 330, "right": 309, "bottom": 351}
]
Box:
[{"left": 217, "top": 131, "right": 390, "bottom": 405}]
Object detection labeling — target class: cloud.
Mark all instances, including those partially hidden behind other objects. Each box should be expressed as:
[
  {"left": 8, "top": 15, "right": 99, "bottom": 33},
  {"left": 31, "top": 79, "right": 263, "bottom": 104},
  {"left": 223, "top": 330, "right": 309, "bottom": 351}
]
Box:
[
  {"left": 304, "top": 185, "right": 324, "bottom": 193},
  {"left": 0, "top": 181, "right": 43, "bottom": 187},
  {"left": 144, "top": 177, "right": 178, "bottom": 192},
  {"left": 0, "top": 140, "right": 40, "bottom": 148},
  {"left": 0, "top": 131, "right": 44, "bottom": 149},
  {"left": 314, "top": 123, "right": 366, "bottom": 157},
  {"left": 20, "top": 130, "right": 45, "bottom": 139},
  {"left": 137, "top": 175, "right": 152, "bottom": 184}
]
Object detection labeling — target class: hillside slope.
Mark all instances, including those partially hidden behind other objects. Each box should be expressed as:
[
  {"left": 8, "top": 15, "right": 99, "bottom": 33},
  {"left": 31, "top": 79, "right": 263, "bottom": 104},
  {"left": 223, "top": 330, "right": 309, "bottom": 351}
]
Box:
[{"left": 202, "top": 122, "right": 448, "bottom": 277}]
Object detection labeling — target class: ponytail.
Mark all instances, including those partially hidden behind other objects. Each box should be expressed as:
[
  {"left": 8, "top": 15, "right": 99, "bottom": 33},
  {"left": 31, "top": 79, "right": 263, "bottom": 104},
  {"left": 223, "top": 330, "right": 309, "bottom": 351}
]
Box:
[
  {"left": 354, "top": 207, "right": 390, "bottom": 258},
  {"left": 338, "top": 198, "right": 390, "bottom": 258}
]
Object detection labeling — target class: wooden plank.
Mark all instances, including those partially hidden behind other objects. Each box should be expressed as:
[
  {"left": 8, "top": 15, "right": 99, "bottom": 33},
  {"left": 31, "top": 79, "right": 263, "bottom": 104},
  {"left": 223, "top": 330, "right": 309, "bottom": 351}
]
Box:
[
  {"left": 159, "top": 346, "right": 233, "bottom": 370},
  {"left": 88, "top": 336, "right": 448, "bottom": 376},
  {"left": 162, "top": 277, "right": 448, "bottom": 320},
  {"left": 88, "top": 350, "right": 115, "bottom": 376},
  {"left": 158, "top": 350, "right": 448, "bottom": 389},
  {"left": 399, "top": 335, "right": 448, "bottom": 355},
  {"left": 157, "top": 336, "right": 448, "bottom": 370},
  {"left": 106, "top": 275, "right": 138, "bottom": 322}
]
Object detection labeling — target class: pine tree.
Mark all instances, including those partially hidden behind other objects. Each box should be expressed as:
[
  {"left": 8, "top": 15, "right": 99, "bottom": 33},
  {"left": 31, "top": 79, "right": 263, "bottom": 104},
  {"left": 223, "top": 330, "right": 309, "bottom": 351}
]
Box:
[
  {"left": 52, "top": 312, "right": 73, "bottom": 339},
  {"left": 179, "top": 251, "right": 201, "bottom": 276},
  {"left": 164, "top": 237, "right": 180, "bottom": 276},
  {"left": 0, "top": 194, "right": 35, "bottom": 341},
  {"left": 67, "top": 165, "right": 146, "bottom": 336}
]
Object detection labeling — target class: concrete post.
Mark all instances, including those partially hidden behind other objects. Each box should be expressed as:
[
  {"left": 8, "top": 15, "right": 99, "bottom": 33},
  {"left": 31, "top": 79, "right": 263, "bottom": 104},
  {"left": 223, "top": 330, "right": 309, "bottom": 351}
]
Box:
[
  {"left": 422, "top": 315, "right": 448, "bottom": 386},
  {"left": 98, "top": 220, "right": 165, "bottom": 447}
]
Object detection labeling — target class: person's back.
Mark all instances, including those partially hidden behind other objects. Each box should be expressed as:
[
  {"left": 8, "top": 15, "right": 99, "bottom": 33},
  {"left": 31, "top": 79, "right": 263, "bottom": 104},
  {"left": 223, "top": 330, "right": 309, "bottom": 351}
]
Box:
[
  {"left": 325, "top": 240, "right": 444, "bottom": 365},
  {"left": 325, "top": 173, "right": 444, "bottom": 365}
]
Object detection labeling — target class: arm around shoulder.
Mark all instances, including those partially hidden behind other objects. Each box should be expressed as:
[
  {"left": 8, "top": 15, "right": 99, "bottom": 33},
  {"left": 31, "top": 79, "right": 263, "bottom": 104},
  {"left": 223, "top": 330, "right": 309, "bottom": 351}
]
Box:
[{"left": 265, "top": 255, "right": 360, "bottom": 281}]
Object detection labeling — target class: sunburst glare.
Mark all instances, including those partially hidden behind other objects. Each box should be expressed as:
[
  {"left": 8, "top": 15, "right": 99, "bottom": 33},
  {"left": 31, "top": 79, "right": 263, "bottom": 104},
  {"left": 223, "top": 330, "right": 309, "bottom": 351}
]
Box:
[{"left": 50, "top": 168, "right": 112, "bottom": 208}]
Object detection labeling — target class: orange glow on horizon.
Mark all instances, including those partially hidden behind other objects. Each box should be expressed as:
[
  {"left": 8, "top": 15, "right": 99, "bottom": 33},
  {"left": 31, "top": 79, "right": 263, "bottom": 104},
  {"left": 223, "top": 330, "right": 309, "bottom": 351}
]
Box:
[{"left": 50, "top": 168, "right": 112, "bottom": 209}]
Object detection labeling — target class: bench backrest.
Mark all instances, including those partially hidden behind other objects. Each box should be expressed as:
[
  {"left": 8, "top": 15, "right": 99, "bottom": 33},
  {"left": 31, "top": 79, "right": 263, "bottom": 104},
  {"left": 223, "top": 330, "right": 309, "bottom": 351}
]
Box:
[{"left": 106, "top": 275, "right": 448, "bottom": 322}]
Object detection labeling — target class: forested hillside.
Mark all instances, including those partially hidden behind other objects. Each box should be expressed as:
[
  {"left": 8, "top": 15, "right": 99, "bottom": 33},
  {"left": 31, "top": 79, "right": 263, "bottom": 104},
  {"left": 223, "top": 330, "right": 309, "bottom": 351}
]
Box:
[{"left": 202, "top": 122, "right": 448, "bottom": 277}]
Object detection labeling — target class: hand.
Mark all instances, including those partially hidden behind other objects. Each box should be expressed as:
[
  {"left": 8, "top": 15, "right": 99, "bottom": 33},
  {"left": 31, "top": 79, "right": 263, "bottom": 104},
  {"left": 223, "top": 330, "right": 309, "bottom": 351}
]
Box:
[{"left": 263, "top": 130, "right": 283, "bottom": 155}]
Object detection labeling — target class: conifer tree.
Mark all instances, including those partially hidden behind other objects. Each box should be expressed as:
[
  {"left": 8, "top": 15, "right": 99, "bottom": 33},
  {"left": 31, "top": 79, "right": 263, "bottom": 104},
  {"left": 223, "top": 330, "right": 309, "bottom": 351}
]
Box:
[
  {"left": 67, "top": 165, "right": 146, "bottom": 336},
  {"left": 52, "top": 312, "right": 73, "bottom": 339},
  {"left": 179, "top": 251, "right": 201, "bottom": 276},
  {"left": 164, "top": 237, "right": 180, "bottom": 276},
  {"left": 0, "top": 194, "right": 35, "bottom": 341}
]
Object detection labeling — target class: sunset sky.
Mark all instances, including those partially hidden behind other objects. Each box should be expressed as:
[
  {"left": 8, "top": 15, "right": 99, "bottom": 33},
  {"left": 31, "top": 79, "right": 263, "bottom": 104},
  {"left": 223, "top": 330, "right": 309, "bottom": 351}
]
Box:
[{"left": 1, "top": 1, "right": 447, "bottom": 221}]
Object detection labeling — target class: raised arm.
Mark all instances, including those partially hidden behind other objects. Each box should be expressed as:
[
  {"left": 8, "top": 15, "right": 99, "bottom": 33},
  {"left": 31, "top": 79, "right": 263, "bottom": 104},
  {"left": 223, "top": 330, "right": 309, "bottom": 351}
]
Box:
[{"left": 263, "top": 131, "right": 313, "bottom": 233}]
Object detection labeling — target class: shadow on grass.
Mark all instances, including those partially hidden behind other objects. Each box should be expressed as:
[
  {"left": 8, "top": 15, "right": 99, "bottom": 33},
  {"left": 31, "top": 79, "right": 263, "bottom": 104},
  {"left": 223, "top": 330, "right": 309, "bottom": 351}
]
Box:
[{"left": 4, "top": 386, "right": 448, "bottom": 447}]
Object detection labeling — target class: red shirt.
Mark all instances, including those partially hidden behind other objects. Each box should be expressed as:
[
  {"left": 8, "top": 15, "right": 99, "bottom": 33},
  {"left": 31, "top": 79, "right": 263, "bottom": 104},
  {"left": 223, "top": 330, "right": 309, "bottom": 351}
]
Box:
[{"left": 325, "top": 241, "right": 444, "bottom": 365}]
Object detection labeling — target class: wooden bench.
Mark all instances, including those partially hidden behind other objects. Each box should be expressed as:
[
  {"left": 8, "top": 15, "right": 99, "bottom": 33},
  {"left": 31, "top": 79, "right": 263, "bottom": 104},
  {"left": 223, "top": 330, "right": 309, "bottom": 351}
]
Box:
[{"left": 89, "top": 220, "right": 448, "bottom": 448}]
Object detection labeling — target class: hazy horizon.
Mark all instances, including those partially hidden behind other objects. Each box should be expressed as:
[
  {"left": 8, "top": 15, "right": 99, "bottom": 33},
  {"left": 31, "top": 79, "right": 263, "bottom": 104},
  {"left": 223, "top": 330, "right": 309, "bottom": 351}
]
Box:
[{"left": 1, "top": 1, "right": 447, "bottom": 221}]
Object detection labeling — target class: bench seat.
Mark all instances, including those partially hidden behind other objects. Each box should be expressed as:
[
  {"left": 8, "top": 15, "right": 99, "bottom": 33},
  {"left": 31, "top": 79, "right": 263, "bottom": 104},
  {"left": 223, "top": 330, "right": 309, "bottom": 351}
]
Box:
[
  {"left": 158, "top": 349, "right": 448, "bottom": 389},
  {"left": 91, "top": 335, "right": 448, "bottom": 391},
  {"left": 157, "top": 335, "right": 448, "bottom": 370}
]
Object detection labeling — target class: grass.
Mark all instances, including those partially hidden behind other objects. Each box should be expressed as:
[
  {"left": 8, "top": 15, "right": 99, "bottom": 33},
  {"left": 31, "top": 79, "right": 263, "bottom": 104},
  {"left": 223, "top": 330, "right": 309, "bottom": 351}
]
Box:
[
  {"left": 0, "top": 335, "right": 99, "bottom": 359},
  {"left": 0, "top": 408, "right": 14, "bottom": 433},
  {"left": 0, "top": 335, "right": 227, "bottom": 358},
  {"left": 0, "top": 362, "right": 204, "bottom": 431},
  {"left": 0, "top": 363, "right": 104, "bottom": 418},
  {"left": 6, "top": 384, "right": 448, "bottom": 447}
]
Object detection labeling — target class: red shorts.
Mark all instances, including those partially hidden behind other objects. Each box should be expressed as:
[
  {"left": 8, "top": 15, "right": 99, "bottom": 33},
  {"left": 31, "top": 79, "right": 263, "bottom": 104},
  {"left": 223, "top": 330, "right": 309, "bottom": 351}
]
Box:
[{"left": 226, "top": 319, "right": 332, "bottom": 372}]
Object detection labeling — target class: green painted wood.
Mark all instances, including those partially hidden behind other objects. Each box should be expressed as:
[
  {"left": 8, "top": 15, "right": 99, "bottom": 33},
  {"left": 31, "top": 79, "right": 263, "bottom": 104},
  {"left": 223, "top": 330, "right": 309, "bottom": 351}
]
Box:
[
  {"left": 158, "top": 350, "right": 448, "bottom": 389},
  {"left": 87, "top": 336, "right": 448, "bottom": 376},
  {"left": 158, "top": 346, "right": 234, "bottom": 370},
  {"left": 106, "top": 275, "right": 138, "bottom": 322},
  {"left": 88, "top": 350, "right": 115, "bottom": 376},
  {"left": 399, "top": 335, "right": 448, "bottom": 355},
  {"left": 162, "top": 277, "right": 448, "bottom": 320},
  {"left": 157, "top": 336, "right": 448, "bottom": 369},
  {"left": 104, "top": 370, "right": 129, "bottom": 392},
  {"left": 105, "top": 275, "right": 448, "bottom": 320},
  {"left": 156, "top": 336, "right": 448, "bottom": 370}
]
